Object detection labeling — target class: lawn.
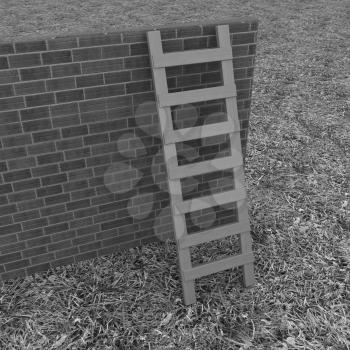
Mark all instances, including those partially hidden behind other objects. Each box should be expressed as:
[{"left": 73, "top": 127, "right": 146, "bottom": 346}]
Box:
[{"left": 0, "top": 0, "right": 349, "bottom": 349}]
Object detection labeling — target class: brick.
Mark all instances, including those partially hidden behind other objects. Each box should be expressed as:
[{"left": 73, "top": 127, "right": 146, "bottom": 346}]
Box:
[
  {"left": 64, "top": 147, "right": 90, "bottom": 160},
  {"left": 0, "top": 215, "right": 12, "bottom": 226},
  {"left": 61, "top": 125, "right": 88, "bottom": 138},
  {"left": 133, "top": 87, "right": 159, "bottom": 105},
  {"left": 5, "top": 259, "right": 30, "bottom": 271},
  {"left": 20, "top": 106, "right": 49, "bottom": 121},
  {"left": 233, "top": 56, "right": 254, "bottom": 68},
  {"left": 0, "top": 96, "right": 25, "bottom": 111},
  {"left": 46, "top": 77, "right": 75, "bottom": 91},
  {"left": 78, "top": 33, "right": 122, "bottom": 47},
  {"left": 8, "top": 53, "right": 41, "bottom": 68},
  {"left": 26, "top": 93, "right": 55, "bottom": 107},
  {"left": 0, "top": 70, "right": 19, "bottom": 84},
  {"left": 37, "top": 184, "right": 62, "bottom": 197},
  {"left": 124, "top": 55, "right": 150, "bottom": 69},
  {"left": 0, "top": 123, "right": 22, "bottom": 137},
  {"left": 85, "top": 84, "right": 125, "bottom": 100},
  {"left": 63, "top": 180, "right": 88, "bottom": 194},
  {"left": 86, "top": 154, "right": 111, "bottom": 167},
  {"left": 184, "top": 37, "right": 208, "bottom": 50},
  {"left": 131, "top": 68, "right": 152, "bottom": 81},
  {"left": 0, "top": 184, "right": 12, "bottom": 195},
  {"left": 59, "top": 159, "right": 86, "bottom": 172},
  {"left": 89, "top": 119, "right": 126, "bottom": 134},
  {"left": 0, "top": 251, "right": 21, "bottom": 264},
  {"left": 44, "top": 222, "right": 69, "bottom": 235},
  {"left": 74, "top": 206, "right": 97, "bottom": 218},
  {"left": 0, "top": 233, "right": 17, "bottom": 245},
  {"left": 26, "top": 234, "right": 50, "bottom": 248},
  {"left": 42, "top": 50, "right": 72, "bottom": 65},
  {"left": 44, "top": 193, "right": 70, "bottom": 206},
  {"left": 122, "top": 31, "right": 146, "bottom": 43},
  {"left": 56, "top": 89, "right": 84, "bottom": 103},
  {"left": 8, "top": 190, "right": 36, "bottom": 204},
  {"left": 73, "top": 233, "right": 95, "bottom": 245},
  {"left": 50, "top": 102, "right": 78, "bottom": 117},
  {"left": 162, "top": 39, "right": 183, "bottom": 53},
  {"left": 0, "top": 162, "right": 7, "bottom": 172},
  {"left": 0, "top": 84, "right": 13, "bottom": 98},
  {"left": 52, "top": 114, "right": 80, "bottom": 128},
  {"left": 55, "top": 246, "right": 78, "bottom": 259},
  {"left": 177, "top": 26, "right": 202, "bottom": 37},
  {"left": 81, "top": 58, "right": 123, "bottom": 74},
  {"left": 20, "top": 66, "right": 51, "bottom": 81},
  {"left": 32, "top": 129, "right": 60, "bottom": 143},
  {"left": 48, "top": 37, "right": 78, "bottom": 50},
  {"left": 79, "top": 241, "right": 101, "bottom": 253},
  {"left": 231, "top": 32, "right": 255, "bottom": 45},
  {"left": 104, "top": 71, "right": 130, "bottom": 84},
  {"left": 3, "top": 135, "right": 32, "bottom": 148},
  {"left": 102, "top": 44, "right": 129, "bottom": 58},
  {"left": 229, "top": 22, "right": 250, "bottom": 33},
  {"left": 84, "top": 133, "right": 109, "bottom": 146},
  {"left": 0, "top": 223, "right": 21, "bottom": 235},
  {"left": 126, "top": 80, "right": 151, "bottom": 94},
  {"left": 41, "top": 173, "right": 67, "bottom": 186},
  {"left": 32, "top": 164, "right": 58, "bottom": 177},
  {"left": 23, "top": 118, "right": 51, "bottom": 132},
  {"left": 56, "top": 137, "right": 82, "bottom": 151},
  {"left": 0, "top": 43, "right": 14, "bottom": 55},
  {"left": 66, "top": 198, "right": 90, "bottom": 211},
  {"left": 40, "top": 203, "right": 65, "bottom": 217},
  {"left": 50, "top": 231, "right": 74, "bottom": 243},
  {"left": 73, "top": 47, "right": 101, "bottom": 61},
  {"left": 1, "top": 268, "right": 26, "bottom": 280},
  {"left": 13, "top": 209, "right": 40, "bottom": 222},
  {"left": 49, "top": 212, "right": 73, "bottom": 225},
  {"left": 27, "top": 262, "right": 52, "bottom": 274},
  {"left": 13, "top": 178, "right": 40, "bottom": 191},
  {"left": 15, "top": 40, "right": 47, "bottom": 53},
  {"left": 68, "top": 168, "right": 93, "bottom": 181},
  {"left": 0, "top": 241, "right": 25, "bottom": 254},
  {"left": 76, "top": 74, "right": 103, "bottom": 88},
  {"left": 27, "top": 141, "right": 55, "bottom": 155},
  {"left": 3, "top": 169, "right": 31, "bottom": 182},
  {"left": 79, "top": 98, "right": 106, "bottom": 113},
  {"left": 14, "top": 80, "right": 46, "bottom": 95},
  {"left": 0, "top": 110, "right": 19, "bottom": 124},
  {"left": 37, "top": 152, "right": 63, "bottom": 165},
  {"left": 51, "top": 256, "right": 74, "bottom": 267},
  {"left": 51, "top": 63, "right": 81, "bottom": 78},
  {"left": 17, "top": 228, "right": 42, "bottom": 241}
]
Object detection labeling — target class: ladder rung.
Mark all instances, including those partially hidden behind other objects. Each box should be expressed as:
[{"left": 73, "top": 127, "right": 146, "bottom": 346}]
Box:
[
  {"left": 164, "top": 120, "right": 238, "bottom": 144},
  {"left": 159, "top": 86, "right": 236, "bottom": 107},
  {"left": 169, "top": 155, "right": 242, "bottom": 179},
  {"left": 174, "top": 188, "right": 247, "bottom": 214},
  {"left": 179, "top": 221, "right": 250, "bottom": 248},
  {"left": 183, "top": 253, "right": 254, "bottom": 281},
  {"left": 152, "top": 47, "right": 232, "bottom": 68}
]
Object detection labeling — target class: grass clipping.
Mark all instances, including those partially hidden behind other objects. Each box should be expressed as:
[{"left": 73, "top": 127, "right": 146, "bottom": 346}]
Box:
[{"left": 0, "top": 0, "right": 349, "bottom": 349}]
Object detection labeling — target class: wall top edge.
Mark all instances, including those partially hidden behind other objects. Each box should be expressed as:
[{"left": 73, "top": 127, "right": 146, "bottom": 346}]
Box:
[{"left": 0, "top": 16, "right": 258, "bottom": 45}]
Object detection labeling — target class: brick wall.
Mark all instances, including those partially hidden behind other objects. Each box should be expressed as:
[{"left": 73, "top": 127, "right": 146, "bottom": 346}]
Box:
[{"left": 0, "top": 18, "right": 258, "bottom": 282}]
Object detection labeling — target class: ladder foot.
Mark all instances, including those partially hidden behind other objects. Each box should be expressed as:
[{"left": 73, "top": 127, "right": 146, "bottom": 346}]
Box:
[{"left": 243, "top": 262, "right": 255, "bottom": 287}]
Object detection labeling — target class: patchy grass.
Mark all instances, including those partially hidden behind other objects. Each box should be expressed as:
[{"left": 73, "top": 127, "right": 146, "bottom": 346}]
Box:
[{"left": 0, "top": 0, "right": 349, "bottom": 349}]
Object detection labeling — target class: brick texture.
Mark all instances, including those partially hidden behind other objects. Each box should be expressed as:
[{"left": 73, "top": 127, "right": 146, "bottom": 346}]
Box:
[{"left": 0, "top": 18, "right": 258, "bottom": 282}]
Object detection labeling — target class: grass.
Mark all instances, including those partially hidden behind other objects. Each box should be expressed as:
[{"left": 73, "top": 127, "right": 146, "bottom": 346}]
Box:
[{"left": 0, "top": 0, "right": 349, "bottom": 349}]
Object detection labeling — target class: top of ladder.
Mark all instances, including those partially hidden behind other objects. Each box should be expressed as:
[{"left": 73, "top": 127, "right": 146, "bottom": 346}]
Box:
[{"left": 147, "top": 25, "right": 233, "bottom": 68}]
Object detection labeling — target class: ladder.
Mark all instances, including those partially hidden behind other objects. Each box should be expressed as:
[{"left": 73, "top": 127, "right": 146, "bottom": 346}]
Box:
[{"left": 147, "top": 25, "right": 255, "bottom": 305}]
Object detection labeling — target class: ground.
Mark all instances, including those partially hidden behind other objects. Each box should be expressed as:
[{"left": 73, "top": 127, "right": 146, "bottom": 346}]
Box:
[{"left": 0, "top": 0, "right": 349, "bottom": 349}]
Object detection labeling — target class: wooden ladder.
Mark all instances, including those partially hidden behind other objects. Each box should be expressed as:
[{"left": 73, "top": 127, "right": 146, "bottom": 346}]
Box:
[{"left": 147, "top": 25, "right": 255, "bottom": 305}]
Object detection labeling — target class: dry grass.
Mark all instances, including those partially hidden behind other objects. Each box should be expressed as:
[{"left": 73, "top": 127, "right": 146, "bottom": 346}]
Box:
[{"left": 0, "top": 0, "right": 349, "bottom": 349}]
